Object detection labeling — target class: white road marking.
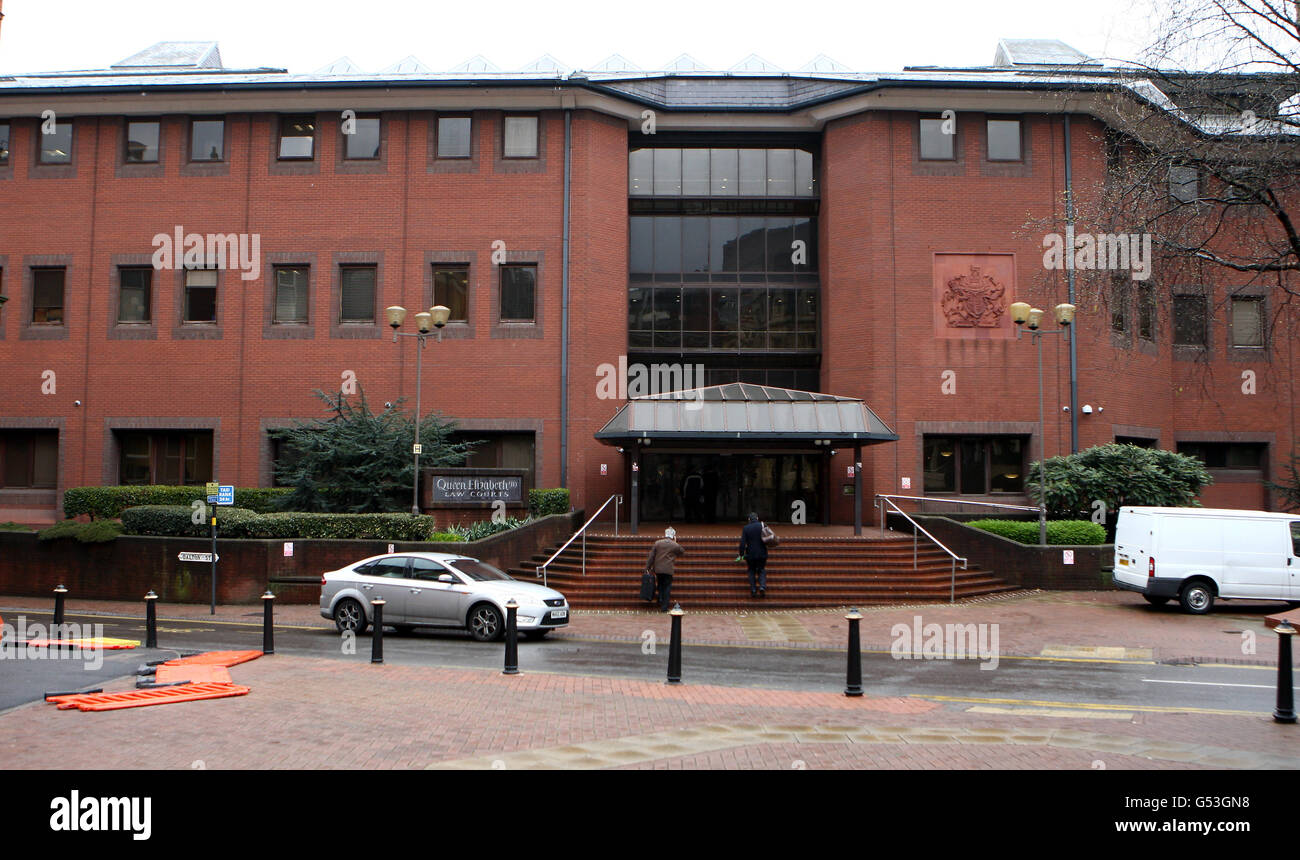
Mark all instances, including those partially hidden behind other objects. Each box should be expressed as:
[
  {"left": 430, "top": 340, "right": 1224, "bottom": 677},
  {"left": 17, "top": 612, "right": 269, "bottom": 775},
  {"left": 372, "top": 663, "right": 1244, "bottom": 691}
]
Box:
[{"left": 1142, "top": 678, "right": 1273, "bottom": 689}]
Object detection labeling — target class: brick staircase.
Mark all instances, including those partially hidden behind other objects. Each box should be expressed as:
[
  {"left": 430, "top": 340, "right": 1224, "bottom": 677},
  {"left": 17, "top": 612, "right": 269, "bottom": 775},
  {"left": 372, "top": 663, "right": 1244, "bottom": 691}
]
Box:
[{"left": 509, "top": 532, "right": 1015, "bottom": 610}]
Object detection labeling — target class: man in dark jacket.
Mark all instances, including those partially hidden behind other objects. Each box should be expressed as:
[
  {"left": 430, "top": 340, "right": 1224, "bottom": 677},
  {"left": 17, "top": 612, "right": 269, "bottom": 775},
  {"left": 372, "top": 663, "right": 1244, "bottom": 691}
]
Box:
[
  {"left": 645, "top": 527, "right": 685, "bottom": 612},
  {"left": 739, "top": 512, "right": 768, "bottom": 598}
]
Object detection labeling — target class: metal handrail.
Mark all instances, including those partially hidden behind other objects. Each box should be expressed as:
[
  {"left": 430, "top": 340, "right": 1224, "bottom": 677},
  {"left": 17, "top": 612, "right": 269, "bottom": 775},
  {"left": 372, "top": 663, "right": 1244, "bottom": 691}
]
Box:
[
  {"left": 875, "top": 495, "right": 967, "bottom": 604},
  {"left": 536, "top": 494, "right": 620, "bottom": 587},
  {"left": 875, "top": 494, "right": 1042, "bottom": 514}
]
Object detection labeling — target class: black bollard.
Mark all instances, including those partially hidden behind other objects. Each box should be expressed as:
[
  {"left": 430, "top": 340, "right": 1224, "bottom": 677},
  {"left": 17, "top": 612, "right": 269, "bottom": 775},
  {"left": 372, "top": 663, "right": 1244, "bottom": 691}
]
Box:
[
  {"left": 144, "top": 591, "right": 158, "bottom": 649},
  {"left": 503, "top": 599, "right": 520, "bottom": 675},
  {"left": 52, "top": 584, "right": 68, "bottom": 653},
  {"left": 1275, "top": 619, "right": 1296, "bottom": 724},
  {"left": 261, "top": 590, "right": 276, "bottom": 656},
  {"left": 370, "top": 599, "right": 385, "bottom": 664},
  {"left": 666, "top": 603, "right": 684, "bottom": 684},
  {"left": 844, "top": 608, "right": 863, "bottom": 697}
]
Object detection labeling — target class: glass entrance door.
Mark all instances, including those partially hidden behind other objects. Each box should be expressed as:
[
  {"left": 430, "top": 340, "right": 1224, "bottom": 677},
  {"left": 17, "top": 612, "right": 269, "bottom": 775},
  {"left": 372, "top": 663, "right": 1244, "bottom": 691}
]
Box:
[{"left": 638, "top": 452, "right": 821, "bottom": 524}]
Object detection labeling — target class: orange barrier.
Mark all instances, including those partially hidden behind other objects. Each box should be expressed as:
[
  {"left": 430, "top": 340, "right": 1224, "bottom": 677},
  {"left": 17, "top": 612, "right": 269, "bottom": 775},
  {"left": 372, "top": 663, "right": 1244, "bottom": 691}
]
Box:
[
  {"left": 163, "top": 650, "right": 262, "bottom": 668},
  {"left": 154, "top": 664, "right": 232, "bottom": 685},
  {"left": 46, "top": 683, "right": 249, "bottom": 711},
  {"left": 23, "top": 638, "right": 140, "bottom": 650}
]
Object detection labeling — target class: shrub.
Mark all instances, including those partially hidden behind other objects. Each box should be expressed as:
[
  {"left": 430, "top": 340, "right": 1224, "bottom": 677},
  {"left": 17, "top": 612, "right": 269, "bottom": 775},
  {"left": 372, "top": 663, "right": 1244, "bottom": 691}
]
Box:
[
  {"left": 429, "top": 531, "right": 465, "bottom": 542},
  {"left": 446, "top": 517, "right": 531, "bottom": 542},
  {"left": 0, "top": 522, "right": 34, "bottom": 532},
  {"left": 966, "top": 519, "right": 1107, "bottom": 545},
  {"left": 37, "top": 520, "right": 124, "bottom": 543},
  {"left": 119, "top": 506, "right": 439, "bottom": 541},
  {"left": 1024, "top": 444, "right": 1211, "bottom": 521},
  {"left": 63, "top": 486, "right": 291, "bottom": 520},
  {"left": 529, "top": 488, "right": 570, "bottom": 517}
]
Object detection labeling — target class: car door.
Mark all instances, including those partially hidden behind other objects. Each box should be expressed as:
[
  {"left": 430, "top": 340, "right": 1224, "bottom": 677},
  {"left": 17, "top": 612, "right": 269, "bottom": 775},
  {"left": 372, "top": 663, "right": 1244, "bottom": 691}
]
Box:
[
  {"left": 1223, "top": 519, "right": 1290, "bottom": 599},
  {"left": 1289, "top": 523, "right": 1300, "bottom": 599},
  {"left": 354, "top": 557, "right": 413, "bottom": 621},
  {"left": 406, "top": 557, "right": 468, "bottom": 625}
]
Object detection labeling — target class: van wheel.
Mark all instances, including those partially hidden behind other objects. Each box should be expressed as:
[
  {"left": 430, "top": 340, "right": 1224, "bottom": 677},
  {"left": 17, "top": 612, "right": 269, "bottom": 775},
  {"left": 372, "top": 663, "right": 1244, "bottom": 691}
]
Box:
[
  {"left": 1142, "top": 595, "right": 1170, "bottom": 606},
  {"left": 1179, "top": 581, "right": 1215, "bottom": 615}
]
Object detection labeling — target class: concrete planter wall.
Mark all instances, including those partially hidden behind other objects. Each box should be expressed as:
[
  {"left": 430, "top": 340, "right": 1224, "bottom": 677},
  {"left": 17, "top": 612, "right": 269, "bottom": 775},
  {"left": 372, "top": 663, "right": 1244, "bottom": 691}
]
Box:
[
  {"left": 0, "top": 512, "right": 581, "bottom": 606},
  {"left": 903, "top": 515, "right": 1112, "bottom": 590}
]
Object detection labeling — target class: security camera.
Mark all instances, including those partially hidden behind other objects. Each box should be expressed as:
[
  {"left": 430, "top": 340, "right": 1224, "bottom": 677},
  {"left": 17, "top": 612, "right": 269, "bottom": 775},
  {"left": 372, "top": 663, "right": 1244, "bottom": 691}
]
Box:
[
  {"left": 1062, "top": 406, "right": 1071, "bottom": 413},
  {"left": 73, "top": 400, "right": 81, "bottom": 407},
  {"left": 1082, "top": 404, "right": 1093, "bottom": 414},
  {"left": 384, "top": 402, "right": 393, "bottom": 410}
]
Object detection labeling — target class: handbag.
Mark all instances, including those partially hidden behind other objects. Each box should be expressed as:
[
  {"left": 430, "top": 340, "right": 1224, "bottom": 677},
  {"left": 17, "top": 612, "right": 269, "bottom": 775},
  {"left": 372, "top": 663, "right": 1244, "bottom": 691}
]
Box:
[
  {"left": 640, "top": 570, "right": 657, "bottom": 602},
  {"left": 761, "top": 522, "right": 779, "bottom": 547}
]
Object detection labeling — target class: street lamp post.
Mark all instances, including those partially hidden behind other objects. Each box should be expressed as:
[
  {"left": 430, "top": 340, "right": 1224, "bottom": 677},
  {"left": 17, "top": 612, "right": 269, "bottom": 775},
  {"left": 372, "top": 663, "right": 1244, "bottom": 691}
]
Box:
[
  {"left": 386, "top": 304, "right": 451, "bottom": 516},
  {"left": 1009, "top": 301, "right": 1076, "bottom": 546}
]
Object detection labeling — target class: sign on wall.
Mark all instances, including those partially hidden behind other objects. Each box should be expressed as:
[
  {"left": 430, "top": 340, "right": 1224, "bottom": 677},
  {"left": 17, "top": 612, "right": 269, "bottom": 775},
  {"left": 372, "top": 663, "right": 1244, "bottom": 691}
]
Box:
[{"left": 424, "top": 468, "right": 530, "bottom": 509}]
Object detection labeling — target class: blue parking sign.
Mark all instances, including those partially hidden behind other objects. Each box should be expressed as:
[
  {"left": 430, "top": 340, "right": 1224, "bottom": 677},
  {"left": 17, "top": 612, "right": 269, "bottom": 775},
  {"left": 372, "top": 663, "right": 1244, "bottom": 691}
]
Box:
[{"left": 217, "top": 485, "right": 235, "bottom": 506}]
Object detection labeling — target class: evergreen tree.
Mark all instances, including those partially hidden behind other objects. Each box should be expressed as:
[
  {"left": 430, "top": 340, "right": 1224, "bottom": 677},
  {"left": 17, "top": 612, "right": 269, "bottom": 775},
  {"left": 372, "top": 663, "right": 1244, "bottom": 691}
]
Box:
[{"left": 273, "top": 387, "right": 478, "bottom": 513}]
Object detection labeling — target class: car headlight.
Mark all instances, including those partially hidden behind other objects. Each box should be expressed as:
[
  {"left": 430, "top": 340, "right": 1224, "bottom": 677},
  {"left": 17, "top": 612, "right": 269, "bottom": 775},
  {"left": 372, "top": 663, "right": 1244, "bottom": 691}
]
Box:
[{"left": 515, "top": 614, "right": 536, "bottom": 624}]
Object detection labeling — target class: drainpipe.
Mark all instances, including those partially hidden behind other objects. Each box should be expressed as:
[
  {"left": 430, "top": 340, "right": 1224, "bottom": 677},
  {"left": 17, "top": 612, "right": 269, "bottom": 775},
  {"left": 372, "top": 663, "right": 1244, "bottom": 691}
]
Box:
[
  {"left": 1064, "top": 113, "right": 1080, "bottom": 453},
  {"left": 560, "top": 109, "right": 572, "bottom": 487}
]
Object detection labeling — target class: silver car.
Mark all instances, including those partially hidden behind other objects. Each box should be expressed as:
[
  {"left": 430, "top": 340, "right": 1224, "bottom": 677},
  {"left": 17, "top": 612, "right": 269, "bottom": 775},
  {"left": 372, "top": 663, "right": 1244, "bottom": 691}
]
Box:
[{"left": 320, "top": 552, "right": 569, "bottom": 641}]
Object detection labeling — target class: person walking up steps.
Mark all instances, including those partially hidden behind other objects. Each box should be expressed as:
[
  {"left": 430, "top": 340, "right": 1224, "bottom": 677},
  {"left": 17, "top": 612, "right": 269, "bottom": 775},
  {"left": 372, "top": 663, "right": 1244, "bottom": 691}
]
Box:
[
  {"left": 739, "top": 512, "right": 771, "bottom": 598},
  {"left": 645, "top": 527, "right": 685, "bottom": 612}
]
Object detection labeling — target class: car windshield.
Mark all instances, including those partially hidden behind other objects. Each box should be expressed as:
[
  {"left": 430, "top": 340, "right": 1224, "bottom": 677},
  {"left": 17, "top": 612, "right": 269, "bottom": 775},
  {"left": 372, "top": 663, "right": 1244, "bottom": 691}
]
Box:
[{"left": 449, "top": 559, "right": 514, "bottom": 582}]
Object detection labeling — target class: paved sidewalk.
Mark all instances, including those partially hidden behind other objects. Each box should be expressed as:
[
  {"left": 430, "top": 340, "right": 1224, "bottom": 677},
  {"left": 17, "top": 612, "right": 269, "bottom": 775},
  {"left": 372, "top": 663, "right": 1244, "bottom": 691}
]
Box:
[{"left": 0, "top": 589, "right": 1296, "bottom": 769}]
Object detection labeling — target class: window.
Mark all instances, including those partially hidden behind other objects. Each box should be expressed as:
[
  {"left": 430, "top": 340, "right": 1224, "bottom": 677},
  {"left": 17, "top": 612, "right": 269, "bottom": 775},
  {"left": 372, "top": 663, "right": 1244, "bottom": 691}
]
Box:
[
  {"left": 1291, "top": 522, "right": 1300, "bottom": 557},
  {"left": 1110, "top": 276, "right": 1128, "bottom": 333},
  {"left": 410, "top": 558, "right": 456, "bottom": 581},
  {"left": 437, "top": 116, "right": 471, "bottom": 158},
  {"left": 117, "top": 431, "right": 213, "bottom": 485},
  {"left": 1176, "top": 442, "right": 1265, "bottom": 470},
  {"left": 503, "top": 116, "right": 538, "bottom": 158},
  {"left": 278, "top": 115, "right": 316, "bottom": 160},
  {"left": 117, "top": 267, "right": 152, "bottom": 323},
  {"left": 455, "top": 431, "right": 536, "bottom": 486},
  {"left": 125, "top": 120, "right": 160, "bottom": 163},
  {"left": 433, "top": 265, "right": 469, "bottom": 321},
  {"left": 184, "top": 269, "right": 217, "bottom": 323},
  {"left": 1172, "top": 294, "right": 1206, "bottom": 346},
  {"left": 40, "top": 120, "right": 72, "bottom": 164},
  {"left": 339, "top": 265, "right": 375, "bottom": 323},
  {"left": 190, "top": 119, "right": 224, "bottom": 161},
  {"left": 0, "top": 431, "right": 58, "bottom": 488},
  {"left": 1115, "top": 436, "right": 1157, "bottom": 448},
  {"left": 1169, "top": 165, "right": 1199, "bottom": 203},
  {"left": 500, "top": 265, "right": 536, "bottom": 321},
  {"left": 363, "top": 559, "right": 411, "bottom": 579},
  {"left": 269, "top": 432, "right": 302, "bottom": 487},
  {"left": 629, "top": 285, "right": 818, "bottom": 351},
  {"left": 32, "top": 268, "right": 65, "bottom": 324},
  {"left": 344, "top": 117, "right": 380, "bottom": 160},
  {"left": 923, "top": 436, "right": 1027, "bottom": 495},
  {"left": 986, "top": 118, "right": 1021, "bottom": 161},
  {"left": 919, "top": 117, "right": 954, "bottom": 160},
  {"left": 1231, "top": 296, "right": 1264, "bottom": 347},
  {"left": 629, "top": 148, "right": 816, "bottom": 197},
  {"left": 273, "top": 266, "right": 309, "bottom": 324},
  {"left": 1137, "top": 284, "right": 1155, "bottom": 340},
  {"left": 0, "top": 122, "right": 9, "bottom": 165}
]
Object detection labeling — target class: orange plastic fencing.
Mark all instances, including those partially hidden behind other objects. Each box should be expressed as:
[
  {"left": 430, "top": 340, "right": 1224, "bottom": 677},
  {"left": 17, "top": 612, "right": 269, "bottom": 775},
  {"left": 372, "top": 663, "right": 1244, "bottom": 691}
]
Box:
[
  {"left": 154, "top": 665, "right": 232, "bottom": 685},
  {"left": 23, "top": 638, "right": 140, "bottom": 650},
  {"left": 46, "top": 683, "right": 249, "bottom": 711},
  {"left": 163, "top": 650, "right": 262, "bottom": 668}
]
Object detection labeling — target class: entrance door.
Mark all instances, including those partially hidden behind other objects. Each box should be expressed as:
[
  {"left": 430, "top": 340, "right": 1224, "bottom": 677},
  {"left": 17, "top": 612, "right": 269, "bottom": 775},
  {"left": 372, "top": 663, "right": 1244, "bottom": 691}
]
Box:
[{"left": 638, "top": 453, "right": 820, "bottom": 524}]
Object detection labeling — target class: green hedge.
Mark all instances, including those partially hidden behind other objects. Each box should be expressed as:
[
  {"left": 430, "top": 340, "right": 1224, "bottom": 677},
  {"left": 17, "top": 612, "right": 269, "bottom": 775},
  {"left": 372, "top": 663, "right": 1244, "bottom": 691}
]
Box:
[
  {"left": 120, "top": 506, "right": 439, "bottom": 541},
  {"left": 528, "top": 488, "right": 570, "bottom": 517},
  {"left": 0, "top": 522, "right": 34, "bottom": 532},
  {"left": 966, "top": 519, "right": 1107, "bottom": 546},
  {"left": 37, "top": 520, "right": 124, "bottom": 543},
  {"left": 63, "top": 486, "right": 292, "bottom": 520}
]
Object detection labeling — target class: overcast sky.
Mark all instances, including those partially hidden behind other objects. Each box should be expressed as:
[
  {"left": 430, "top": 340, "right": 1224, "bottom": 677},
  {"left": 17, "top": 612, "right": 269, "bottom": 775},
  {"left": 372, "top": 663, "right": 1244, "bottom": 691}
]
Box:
[{"left": 0, "top": 0, "right": 1164, "bottom": 76}]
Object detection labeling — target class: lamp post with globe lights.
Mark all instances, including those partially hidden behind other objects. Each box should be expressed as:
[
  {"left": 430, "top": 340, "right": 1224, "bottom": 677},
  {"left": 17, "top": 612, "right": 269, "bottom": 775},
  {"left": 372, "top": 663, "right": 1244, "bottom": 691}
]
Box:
[{"left": 386, "top": 304, "right": 451, "bottom": 515}]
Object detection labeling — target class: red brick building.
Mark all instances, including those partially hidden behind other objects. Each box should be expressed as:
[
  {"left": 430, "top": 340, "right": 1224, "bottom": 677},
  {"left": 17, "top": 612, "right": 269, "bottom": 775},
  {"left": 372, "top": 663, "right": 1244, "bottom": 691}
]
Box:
[{"left": 0, "top": 39, "right": 1294, "bottom": 525}]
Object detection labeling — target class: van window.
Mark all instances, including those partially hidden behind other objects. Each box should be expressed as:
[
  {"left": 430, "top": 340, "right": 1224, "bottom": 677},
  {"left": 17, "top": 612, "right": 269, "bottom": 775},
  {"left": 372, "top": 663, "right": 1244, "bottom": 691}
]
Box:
[{"left": 1292, "top": 522, "right": 1300, "bottom": 556}]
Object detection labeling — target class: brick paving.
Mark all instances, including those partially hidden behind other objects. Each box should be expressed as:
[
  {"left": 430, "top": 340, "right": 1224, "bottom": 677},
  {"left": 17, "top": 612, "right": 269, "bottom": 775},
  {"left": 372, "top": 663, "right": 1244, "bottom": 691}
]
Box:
[{"left": 1, "top": 589, "right": 1295, "bottom": 769}]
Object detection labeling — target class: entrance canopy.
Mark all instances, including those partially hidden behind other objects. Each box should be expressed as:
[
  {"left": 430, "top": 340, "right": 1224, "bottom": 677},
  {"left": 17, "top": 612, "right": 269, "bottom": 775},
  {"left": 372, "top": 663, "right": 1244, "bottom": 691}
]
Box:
[{"left": 595, "top": 383, "right": 898, "bottom": 445}]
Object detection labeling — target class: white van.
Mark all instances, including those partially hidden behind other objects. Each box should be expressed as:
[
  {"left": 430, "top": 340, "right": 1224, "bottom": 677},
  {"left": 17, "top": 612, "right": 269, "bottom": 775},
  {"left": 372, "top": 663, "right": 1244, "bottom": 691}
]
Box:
[{"left": 1114, "top": 506, "right": 1300, "bottom": 614}]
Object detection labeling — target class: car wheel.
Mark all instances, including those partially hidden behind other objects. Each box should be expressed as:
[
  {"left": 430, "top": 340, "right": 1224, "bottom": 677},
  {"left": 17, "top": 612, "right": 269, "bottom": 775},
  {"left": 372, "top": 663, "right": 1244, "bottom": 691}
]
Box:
[
  {"left": 334, "top": 598, "right": 369, "bottom": 635},
  {"left": 1142, "top": 595, "right": 1170, "bottom": 606},
  {"left": 468, "top": 604, "right": 504, "bottom": 642},
  {"left": 1179, "top": 581, "right": 1215, "bottom": 615}
]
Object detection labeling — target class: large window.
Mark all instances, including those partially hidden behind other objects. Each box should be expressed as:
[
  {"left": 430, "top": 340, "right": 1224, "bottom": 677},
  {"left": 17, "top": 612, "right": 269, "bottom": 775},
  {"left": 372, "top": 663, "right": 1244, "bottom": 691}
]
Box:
[
  {"left": 184, "top": 269, "right": 217, "bottom": 323},
  {"left": 1169, "top": 165, "right": 1199, "bottom": 202},
  {"left": 1110, "top": 275, "right": 1129, "bottom": 333},
  {"left": 344, "top": 117, "right": 380, "bottom": 160},
  {"left": 125, "top": 120, "right": 160, "bottom": 163},
  {"left": 0, "top": 122, "right": 9, "bottom": 165},
  {"left": 278, "top": 115, "right": 316, "bottom": 160},
  {"left": 500, "top": 265, "right": 536, "bottom": 321},
  {"left": 118, "top": 267, "right": 152, "bottom": 323},
  {"left": 986, "top": 118, "right": 1021, "bottom": 161},
  {"left": 190, "top": 119, "right": 224, "bottom": 161},
  {"left": 32, "top": 268, "right": 65, "bottom": 324},
  {"left": 118, "top": 431, "right": 213, "bottom": 485},
  {"left": 0, "top": 431, "right": 58, "bottom": 488},
  {"left": 503, "top": 116, "right": 538, "bottom": 158},
  {"left": 923, "top": 436, "right": 1027, "bottom": 495},
  {"left": 1176, "top": 442, "right": 1265, "bottom": 470},
  {"left": 40, "top": 120, "right": 72, "bottom": 164},
  {"left": 631, "top": 216, "right": 818, "bottom": 278},
  {"left": 433, "top": 265, "right": 469, "bottom": 321},
  {"left": 437, "top": 116, "right": 472, "bottom": 158},
  {"left": 339, "top": 265, "right": 375, "bottom": 323},
  {"left": 629, "top": 148, "right": 816, "bottom": 197},
  {"left": 1231, "top": 296, "right": 1264, "bottom": 347},
  {"left": 454, "top": 432, "right": 536, "bottom": 486},
  {"left": 1172, "top": 294, "right": 1207, "bottom": 346},
  {"left": 273, "top": 266, "right": 310, "bottom": 324},
  {"left": 629, "top": 286, "right": 817, "bottom": 350},
  {"left": 1137, "top": 284, "right": 1156, "bottom": 341},
  {"left": 919, "top": 118, "right": 955, "bottom": 160}
]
